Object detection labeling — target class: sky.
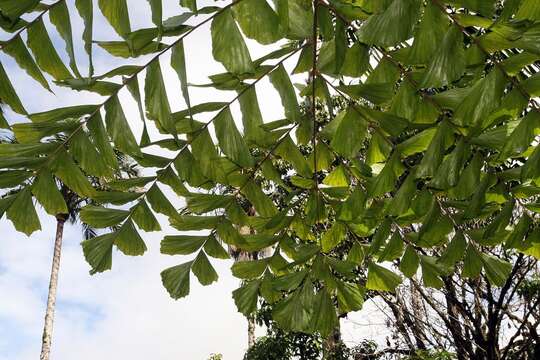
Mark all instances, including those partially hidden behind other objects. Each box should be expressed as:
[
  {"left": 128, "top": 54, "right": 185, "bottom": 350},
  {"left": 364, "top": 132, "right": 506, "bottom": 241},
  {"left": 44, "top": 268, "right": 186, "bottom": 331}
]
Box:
[{"left": 0, "top": 1, "right": 391, "bottom": 359}]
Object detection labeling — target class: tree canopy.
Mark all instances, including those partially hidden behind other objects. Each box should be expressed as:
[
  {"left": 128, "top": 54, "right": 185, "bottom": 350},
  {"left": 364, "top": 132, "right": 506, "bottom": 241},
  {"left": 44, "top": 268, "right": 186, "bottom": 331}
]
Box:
[{"left": 0, "top": 0, "right": 539, "bottom": 340}]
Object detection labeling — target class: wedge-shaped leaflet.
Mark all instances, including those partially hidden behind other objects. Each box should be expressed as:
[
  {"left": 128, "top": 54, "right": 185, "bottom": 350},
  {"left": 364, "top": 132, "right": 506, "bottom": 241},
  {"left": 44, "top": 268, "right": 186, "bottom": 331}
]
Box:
[
  {"left": 50, "top": 1, "right": 82, "bottom": 78},
  {"left": 330, "top": 107, "right": 366, "bottom": 158},
  {"left": 87, "top": 113, "right": 119, "bottom": 170},
  {"left": 82, "top": 233, "right": 115, "bottom": 274},
  {"left": 186, "top": 193, "right": 232, "bottom": 214},
  {"left": 2, "top": 35, "right": 50, "bottom": 91},
  {"left": 161, "top": 261, "right": 191, "bottom": 299},
  {"left": 336, "top": 281, "right": 364, "bottom": 313},
  {"left": 192, "top": 251, "right": 218, "bottom": 285},
  {"left": 400, "top": 246, "right": 419, "bottom": 278},
  {"left": 70, "top": 129, "right": 112, "bottom": 178},
  {"left": 0, "top": 0, "right": 39, "bottom": 21},
  {"left": 462, "top": 245, "right": 483, "bottom": 278},
  {"left": 357, "top": 0, "right": 421, "bottom": 47},
  {"left": 407, "top": 3, "right": 448, "bottom": 65},
  {"left": 321, "top": 221, "right": 347, "bottom": 252},
  {"left": 98, "top": 0, "right": 131, "bottom": 39},
  {"left": 0, "top": 62, "right": 26, "bottom": 114},
  {"left": 171, "top": 41, "right": 191, "bottom": 115},
  {"left": 416, "top": 121, "right": 452, "bottom": 179},
  {"left": 51, "top": 150, "right": 96, "bottom": 198},
  {"left": 75, "top": 0, "right": 94, "bottom": 77},
  {"left": 269, "top": 64, "right": 301, "bottom": 122},
  {"left": 438, "top": 231, "right": 466, "bottom": 267},
  {"left": 114, "top": 220, "right": 147, "bottom": 256},
  {"left": 237, "top": 88, "right": 266, "bottom": 145},
  {"left": 26, "top": 19, "right": 72, "bottom": 81},
  {"left": 421, "top": 27, "right": 465, "bottom": 88},
  {"left": 233, "top": 0, "right": 283, "bottom": 44},
  {"left": 145, "top": 60, "right": 175, "bottom": 134},
  {"left": 366, "top": 262, "right": 402, "bottom": 292},
  {"left": 233, "top": 280, "right": 261, "bottom": 316},
  {"left": 161, "top": 235, "right": 206, "bottom": 255},
  {"left": 275, "top": 135, "right": 312, "bottom": 178},
  {"left": 31, "top": 171, "right": 68, "bottom": 216},
  {"left": 6, "top": 187, "right": 41, "bottom": 236},
  {"left": 214, "top": 107, "right": 254, "bottom": 168},
  {"left": 104, "top": 95, "right": 142, "bottom": 158},
  {"left": 211, "top": 8, "right": 254, "bottom": 74},
  {"left": 481, "top": 254, "right": 512, "bottom": 286},
  {"left": 80, "top": 206, "right": 130, "bottom": 228},
  {"left": 132, "top": 200, "right": 161, "bottom": 232},
  {"left": 378, "top": 232, "right": 404, "bottom": 262},
  {"left": 453, "top": 69, "right": 507, "bottom": 128},
  {"left": 369, "top": 152, "right": 404, "bottom": 197},
  {"left": 273, "top": 282, "right": 314, "bottom": 333},
  {"left": 231, "top": 259, "right": 267, "bottom": 280}
]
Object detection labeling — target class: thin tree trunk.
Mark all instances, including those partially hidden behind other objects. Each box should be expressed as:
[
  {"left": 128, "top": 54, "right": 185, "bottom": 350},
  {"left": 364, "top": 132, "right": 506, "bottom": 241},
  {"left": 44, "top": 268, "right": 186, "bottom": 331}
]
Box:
[
  {"left": 247, "top": 315, "right": 256, "bottom": 348},
  {"left": 40, "top": 217, "right": 65, "bottom": 360}
]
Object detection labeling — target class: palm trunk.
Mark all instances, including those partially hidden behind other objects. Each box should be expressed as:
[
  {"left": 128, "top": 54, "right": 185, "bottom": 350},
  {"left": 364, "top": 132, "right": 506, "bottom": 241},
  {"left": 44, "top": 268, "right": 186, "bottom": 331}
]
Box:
[
  {"left": 40, "top": 217, "right": 65, "bottom": 360},
  {"left": 247, "top": 315, "right": 256, "bottom": 348}
]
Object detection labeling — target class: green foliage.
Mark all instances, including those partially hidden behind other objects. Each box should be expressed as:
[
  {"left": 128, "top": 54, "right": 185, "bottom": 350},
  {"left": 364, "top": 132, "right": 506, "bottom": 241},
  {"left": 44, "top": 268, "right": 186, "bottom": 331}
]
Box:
[{"left": 1, "top": 0, "right": 539, "bottom": 340}]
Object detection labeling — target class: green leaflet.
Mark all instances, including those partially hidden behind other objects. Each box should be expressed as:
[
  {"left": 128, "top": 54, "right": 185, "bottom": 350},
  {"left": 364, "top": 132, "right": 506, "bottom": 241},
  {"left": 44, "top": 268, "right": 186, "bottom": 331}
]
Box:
[
  {"left": 272, "top": 282, "right": 314, "bottom": 333},
  {"left": 26, "top": 18, "right": 72, "bottom": 81},
  {"left": 500, "top": 112, "right": 540, "bottom": 160},
  {"left": 400, "top": 246, "right": 419, "bottom": 278},
  {"left": 147, "top": 0, "right": 162, "bottom": 31},
  {"left": 49, "top": 1, "right": 82, "bottom": 78},
  {"left": 515, "top": 0, "right": 540, "bottom": 21},
  {"left": 98, "top": 0, "right": 131, "bottom": 39},
  {"left": 0, "top": 61, "right": 26, "bottom": 114},
  {"left": 357, "top": 0, "right": 421, "bottom": 47},
  {"left": 180, "top": 0, "right": 197, "bottom": 11},
  {"left": 462, "top": 245, "right": 483, "bottom": 278},
  {"left": 6, "top": 187, "right": 41, "bottom": 236},
  {"left": 31, "top": 171, "right": 67, "bottom": 216},
  {"left": 213, "top": 107, "right": 254, "bottom": 168},
  {"left": 147, "top": 184, "right": 177, "bottom": 218},
  {"left": 275, "top": 135, "right": 312, "bottom": 178},
  {"left": 366, "top": 262, "right": 402, "bottom": 292},
  {"left": 104, "top": 95, "right": 142, "bottom": 158},
  {"left": 70, "top": 129, "right": 112, "bottom": 177},
  {"left": 75, "top": 0, "right": 94, "bottom": 78},
  {"left": 0, "top": 170, "right": 32, "bottom": 188},
  {"left": 29, "top": 105, "right": 98, "bottom": 123},
  {"left": 438, "top": 231, "right": 467, "bottom": 267},
  {"left": 237, "top": 87, "right": 266, "bottom": 145},
  {"left": 204, "top": 235, "right": 230, "bottom": 259},
  {"left": 416, "top": 121, "right": 453, "bottom": 179},
  {"left": 145, "top": 60, "right": 174, "bottom": 134},
  {"left": 284, "top": 0, "right": 313, "bottom": 39},
  {"left": 2, "top": 35, "right": 50, "bottom": 91},
  {"left": 211, "top": 8, "right": 254, "bottom": 74},
  {"left": 421, "top": 26, "right": 465, "bottom": 88},
  {"left": 232, "top": 259, "right": 268, "bottom": 279},
  {"left": 161, "top": 261, "right": 192, "bottom": 299},
  {"left": 269, "top": 64, "right": 301, "bottom": 122},
  {"left": 481, "top": 254, "right": 512, "bottom": 286},
  {"left": 170, "top": 41, "right": 191, "bottom": 116},
  {"left": 114, "top": 220, "right": 147, "bottom": 256},
  {"left": 233, "top": 280, "right": 261, "bottom": 316},
  {"left": 191, "top": 251, "right": 218, "bottom": 285},
  {"left": 369, "top": 152, "right": 404, "bottom": 197},
  {"left": 407, "top": 3, "right": 448, "bottom": 65},
  {"left": 453, "top": 68, "right": 507, "bottom": 128},
  {"left": 87, "top": 112, "right": 119, "bottom": 170},
  {"left": 80, "top": 206, "right": 129, "bottom": 228},
  {"left": 233, "top": 0, "right": 283, "bottom": 44},
  {"left": 161, "top": 235, "right": 206, "bottom": 255},
  {"left": 51, "top": 150, "right": 96, "bottom": 198},
  {"left": 330, "top": 106, "right": 367, "bottom": 158},
  {"left": 336, "top": 281, "right": 364, "bottom": 314},
  {"left": 378, "top": 232, "right": 404, "bottom": 262},
  {"left": 82, "top": 233, "right": 115, "bottom": 274},
  {"left": 321, "top": 221, "right": 347, "bottom": 252},
  {"left": 0, "top": 0, "right": 39, "bottom": 20},
  {"left": 132, "top": 200, "right": 161, "bottom": 232}
]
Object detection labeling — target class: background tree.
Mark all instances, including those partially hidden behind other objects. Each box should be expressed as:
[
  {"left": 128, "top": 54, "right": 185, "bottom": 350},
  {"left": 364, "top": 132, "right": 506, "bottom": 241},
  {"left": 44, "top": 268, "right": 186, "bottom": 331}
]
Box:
[{"left": 0, "top": 1, "right": 539, "bottom": 357}]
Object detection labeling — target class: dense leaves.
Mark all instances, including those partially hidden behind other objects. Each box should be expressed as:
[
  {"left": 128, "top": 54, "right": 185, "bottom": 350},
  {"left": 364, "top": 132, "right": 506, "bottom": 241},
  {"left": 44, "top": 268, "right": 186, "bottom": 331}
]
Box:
[{"left": 0, "top": 0, "right": 539, "bottom": 339}]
